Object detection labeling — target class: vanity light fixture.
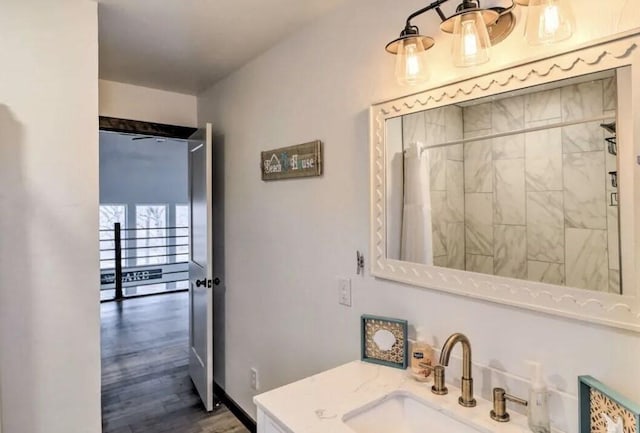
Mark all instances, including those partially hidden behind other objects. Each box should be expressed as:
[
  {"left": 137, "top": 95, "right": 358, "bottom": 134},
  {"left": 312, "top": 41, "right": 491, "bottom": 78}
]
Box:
[
  {"left": 385, "top": 26, "right": 435, "bottom": 86},
  {"left": 516, "top": 0, "right": 575, "bottom": 45},
  {"left": 446, "top": 2, "right": 496, "bottom": 67},
  {"left": 386, "top": 0, "right": 575, "bottom": 85}
]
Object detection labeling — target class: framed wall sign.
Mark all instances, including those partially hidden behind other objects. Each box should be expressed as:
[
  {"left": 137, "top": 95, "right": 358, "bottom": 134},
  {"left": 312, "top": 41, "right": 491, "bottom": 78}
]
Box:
[{"left": 261, "top": 140, "right": 323, "bottom": 181}]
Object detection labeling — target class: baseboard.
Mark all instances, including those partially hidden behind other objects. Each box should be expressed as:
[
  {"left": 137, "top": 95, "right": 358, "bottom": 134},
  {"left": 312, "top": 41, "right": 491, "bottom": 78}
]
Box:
[{"left": 214, "top": 383, "right": 257, "bottom": 433}]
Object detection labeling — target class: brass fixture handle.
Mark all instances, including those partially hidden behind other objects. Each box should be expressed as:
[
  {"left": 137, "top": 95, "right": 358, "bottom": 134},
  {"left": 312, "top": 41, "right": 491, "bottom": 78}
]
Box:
[
  {"left": 490, "top": 387, "right": 528, "bottom": 422},
  {"left": 418, "top": 362, "right": 448, "bottom": 395}
]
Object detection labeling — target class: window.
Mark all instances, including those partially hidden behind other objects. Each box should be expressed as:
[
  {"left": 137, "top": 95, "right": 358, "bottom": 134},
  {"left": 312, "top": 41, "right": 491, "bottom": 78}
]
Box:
[
  {"left": 175, "top": 204, "right": 189, "bottom": 263},
  {"left": 99, "top": 204, "right": 126, "bottom": 270},
  {"left": 136, "top": 205, "right": 167, "bottom": 266}
]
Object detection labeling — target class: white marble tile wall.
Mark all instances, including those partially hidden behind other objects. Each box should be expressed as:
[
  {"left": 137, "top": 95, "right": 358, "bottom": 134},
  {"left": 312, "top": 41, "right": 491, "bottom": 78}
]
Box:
[
  {"left": 525, "top": 88, "right": 561, "bottom": 122},
  {"left": 609, "top": 269, "right": 621, "bottom": 293},
  {"left": 561, "top": 81, "right": 603, "bottom": 121},
  {"left": 494, "top": 225, "right": 527, "bottom": 278},
  {"left": 524, "top": 88, "right": 565, "bottom": 284},
  {"left": 527, "top": 191, "right": 565, "bottom": 264},
  {"left": 603, "top": 77, "right": 617, "bottom": 112},
  {"left": 442, "top": 106, "right": 465, "bottom": 268},
  {"left": 429, "top": 147, "right": 447, "bottom": 191},
  {"left": 562, "top": 122, "right": 604, "bottom": 153},
  {"left": 433, "top": 255, "right": 448, "bottom": 267},
  {"left": 445, "top": 222, "right": 465, "bottom": 270},
  {"left": 525, "top": 126, "right": 563, "bottom": 192},
  {"left": 560, "top": 79, "right": 619, "bottom": 293},
  {"left": 445, "top": 105, "right": 464, "bottom": 162},
  {"left": 563, "top": 151, "right": 607, "bottom": 230},
  {"left": 493, "top": 134, "right": 524, "bottom": 160},
  {"left": 528, "top": 261, "right": 565, "bottom": 285},
  {"left": 457, "top": 76, "right": 620, "bottom": 291},
  {"left": 466, "top": 254, "right": 493, "bottom": 274},
  {"left": 463, "top": 135, "right": 493, "bottom": 193},
  {"left": 565, "top": 228, "right": 609, "bottom": 291},
  {"left": 494, "top": 159, "right": 525, "bottom": 225},
  {"left": 447, "top": 160, "right": 464, "bottom": 223},
  {"left": 493, "top": 95, "right": 525, "bottom": 133},
  {"left": 463, "top": 102, "right": 492, "bottom": 132},
  {"left": 402, "top": 111, "right": 427, "bottom": 147},
  {"left": 431, "top": 191, "right": 448, "bottom": 258},
  {"left": 465, "top": 192, "right": 493, "bottom": 257}
]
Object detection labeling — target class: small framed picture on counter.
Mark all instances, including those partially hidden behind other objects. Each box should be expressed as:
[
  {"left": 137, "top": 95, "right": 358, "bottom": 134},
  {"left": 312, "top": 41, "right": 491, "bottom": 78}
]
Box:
[
  {"left": 579, "top": 375, "right": 640, "bottom": 433},
  {"left": 360, "top": 315, "right": 408, "bottom": 369}
]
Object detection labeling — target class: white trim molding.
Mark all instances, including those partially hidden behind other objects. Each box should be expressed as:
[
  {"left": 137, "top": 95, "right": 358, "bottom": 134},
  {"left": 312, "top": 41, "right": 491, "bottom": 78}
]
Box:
[{"left": 370, "top": 29, "right": 640, "bottom": 332}]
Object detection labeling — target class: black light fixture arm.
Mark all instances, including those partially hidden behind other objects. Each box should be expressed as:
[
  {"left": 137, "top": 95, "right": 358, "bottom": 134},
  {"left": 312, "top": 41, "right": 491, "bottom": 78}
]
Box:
[
  {"left": 404, "top": 0, "right": 484, "bottom": 29},
  {"left": 404, "top": 0, "right": 451, "bottom": 28}
]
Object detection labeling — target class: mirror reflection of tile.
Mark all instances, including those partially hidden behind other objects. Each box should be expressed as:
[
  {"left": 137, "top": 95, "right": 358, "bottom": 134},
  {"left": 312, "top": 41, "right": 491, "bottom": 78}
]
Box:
[{"left": 387, "top": 70, "right": 620, "bottom": 294}]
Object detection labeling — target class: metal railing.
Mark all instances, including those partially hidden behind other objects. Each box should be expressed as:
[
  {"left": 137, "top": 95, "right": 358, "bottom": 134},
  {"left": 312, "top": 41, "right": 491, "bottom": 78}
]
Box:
[{"left": 99, "top": 223, "right": 190, "bottom": 300}]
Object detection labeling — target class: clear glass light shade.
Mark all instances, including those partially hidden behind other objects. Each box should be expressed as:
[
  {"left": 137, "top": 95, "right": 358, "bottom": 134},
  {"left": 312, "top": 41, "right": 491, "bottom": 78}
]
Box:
[
  {"left": 525, "top": 0, "right": 575, "bottom": 45},
  {"left": 452, "top": 11, "right": 492, "bottom": 67},
  {"left": 394, "top": 37, "right": 430, "bottom": 86}
]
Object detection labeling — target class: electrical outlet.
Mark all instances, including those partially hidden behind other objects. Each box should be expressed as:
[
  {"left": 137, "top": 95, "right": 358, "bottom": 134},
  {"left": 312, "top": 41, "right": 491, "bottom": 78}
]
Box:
[
  {"left": 338, "top": 277, "right": 351, "bottom": 307},
  {"left": 250, "top": 367, "right": 259, "bottom": 390}
]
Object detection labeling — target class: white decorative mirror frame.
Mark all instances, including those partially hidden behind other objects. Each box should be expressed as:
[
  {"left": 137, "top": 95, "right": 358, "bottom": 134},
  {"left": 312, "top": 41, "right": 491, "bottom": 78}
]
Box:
[{"left": 370, "top": 29, "right": 640, "bottom": 332}]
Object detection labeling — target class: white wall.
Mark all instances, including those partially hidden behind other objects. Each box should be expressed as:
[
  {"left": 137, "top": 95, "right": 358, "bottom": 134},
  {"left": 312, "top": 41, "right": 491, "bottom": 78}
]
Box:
[
  {"left": 0, "top": 1, "right": 100, "bottom": 433},
  {"left": 100, "top": 79, "right": 198, "bottom": 127},
  {"left": 198, "top": 1, "right": 640, "bottom": 432}
]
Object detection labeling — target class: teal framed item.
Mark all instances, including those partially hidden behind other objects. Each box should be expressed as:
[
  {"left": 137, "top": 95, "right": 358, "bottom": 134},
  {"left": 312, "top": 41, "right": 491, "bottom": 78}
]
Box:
[
  {"left": 579, "top": 376, "right": 640, "bottom": 433},
  {"left": 360, "top": 315, "right": 408, "bottom": 369}
]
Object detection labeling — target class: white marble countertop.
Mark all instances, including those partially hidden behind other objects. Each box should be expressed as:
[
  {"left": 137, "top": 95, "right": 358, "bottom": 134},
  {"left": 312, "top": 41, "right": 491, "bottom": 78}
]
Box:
[{"left": 254, "top": 360, "right": 533, "bottom": 433}]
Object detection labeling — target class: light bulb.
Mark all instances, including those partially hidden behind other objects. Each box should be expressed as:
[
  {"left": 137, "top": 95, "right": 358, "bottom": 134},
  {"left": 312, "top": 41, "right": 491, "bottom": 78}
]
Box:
[
  {"left": 525, "top": 0, "right": 574, "bottom": 45},
  {"left": 405, "top": 43, "right": 421, "bottom": 77},
  {"left": 394, "top": 37, "right": 429, "bottom": 86},
  {"left": 462, "top": 21, "right": 479, "bottom": 57},
  {"left": 542, "top": 4, "right": 560, "bottom": 35},
  {"left": 452, "top": 11, "right": 491, "bottom": 67}
]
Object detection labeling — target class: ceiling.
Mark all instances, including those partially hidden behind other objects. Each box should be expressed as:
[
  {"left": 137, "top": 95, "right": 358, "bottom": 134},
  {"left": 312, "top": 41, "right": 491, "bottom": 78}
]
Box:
[{"left": 98, "top": 0, "right": 348, "bottom": 95}]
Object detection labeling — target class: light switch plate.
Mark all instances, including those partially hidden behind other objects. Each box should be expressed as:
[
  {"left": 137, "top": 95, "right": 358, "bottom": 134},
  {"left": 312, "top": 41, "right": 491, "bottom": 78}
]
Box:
[
  {"left": 338, "top": 277, "right": 351, "bottom": 307},
  {"left": 250, "top": 367, "right": 259, "bottom": 390}
]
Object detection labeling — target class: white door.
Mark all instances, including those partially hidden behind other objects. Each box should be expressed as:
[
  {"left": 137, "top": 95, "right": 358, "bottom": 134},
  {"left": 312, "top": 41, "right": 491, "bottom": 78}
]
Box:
[{"left": 188, "top": 123, "right": 214, "bottom": 411}]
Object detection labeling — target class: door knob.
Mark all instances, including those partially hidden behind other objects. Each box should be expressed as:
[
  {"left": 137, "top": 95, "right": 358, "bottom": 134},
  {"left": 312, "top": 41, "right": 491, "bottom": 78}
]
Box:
[
  {"left": 195, "top": 279, "right": 207, "bottom": 287},
  {"left": 213, "top": 277, "right": 221, "bottom": 286}
]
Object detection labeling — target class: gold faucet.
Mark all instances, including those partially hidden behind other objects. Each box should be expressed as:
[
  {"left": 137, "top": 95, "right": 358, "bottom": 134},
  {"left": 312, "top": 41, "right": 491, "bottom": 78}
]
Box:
[{"left": 439, "top": 333, "right": 476, "bottom": 407}]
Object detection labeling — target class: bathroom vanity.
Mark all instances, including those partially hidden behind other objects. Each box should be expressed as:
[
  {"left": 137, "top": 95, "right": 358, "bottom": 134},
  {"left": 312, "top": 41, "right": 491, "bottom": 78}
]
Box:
[
  {"left": 254, "top": 361, "right": 531, "bottom": 433},
  {"left": 255, "top": 27, "right": 640, "bottom": 433}
]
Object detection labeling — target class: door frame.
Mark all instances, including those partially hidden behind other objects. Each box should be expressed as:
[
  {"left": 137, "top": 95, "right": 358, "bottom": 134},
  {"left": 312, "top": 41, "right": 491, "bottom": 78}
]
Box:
[{"left": 99, "top": 116, "right": 197, "bottom": 139}]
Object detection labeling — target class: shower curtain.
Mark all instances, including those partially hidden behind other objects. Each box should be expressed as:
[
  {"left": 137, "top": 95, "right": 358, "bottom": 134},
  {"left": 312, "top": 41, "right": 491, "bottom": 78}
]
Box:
[{"left": 400, "top": 141, "right": 433, "bottom": 265}]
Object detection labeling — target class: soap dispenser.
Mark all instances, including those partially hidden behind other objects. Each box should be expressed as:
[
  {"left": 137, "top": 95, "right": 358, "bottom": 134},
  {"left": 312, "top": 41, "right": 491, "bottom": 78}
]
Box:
[
  {"left": 527, "top": 362, "right": 551, "bottom": 433},
  {"left": 410, "top": 327, "right": 433, "bottom": 382}
]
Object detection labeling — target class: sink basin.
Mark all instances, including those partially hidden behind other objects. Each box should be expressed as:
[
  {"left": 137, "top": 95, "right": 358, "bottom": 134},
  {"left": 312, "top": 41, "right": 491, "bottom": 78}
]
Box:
[{"left": 343, "top": 391, "right": 482, "bottom": 433}]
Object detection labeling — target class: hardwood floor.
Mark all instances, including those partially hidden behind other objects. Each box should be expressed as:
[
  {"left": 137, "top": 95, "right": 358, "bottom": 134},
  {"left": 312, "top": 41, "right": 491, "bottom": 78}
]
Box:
[{"left": 101, "top": 292, "right": 249, "bottom": 433}]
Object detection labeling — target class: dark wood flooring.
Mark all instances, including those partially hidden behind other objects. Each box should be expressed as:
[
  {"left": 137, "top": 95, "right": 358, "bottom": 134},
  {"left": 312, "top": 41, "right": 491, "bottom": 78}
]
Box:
[{"left": 101, "top": 292, "right": 248, "bottom": 433}]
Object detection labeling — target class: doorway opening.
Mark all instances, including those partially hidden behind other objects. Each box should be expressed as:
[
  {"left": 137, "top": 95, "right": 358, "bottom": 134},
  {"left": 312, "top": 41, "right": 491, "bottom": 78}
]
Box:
[
  {"left": 98, "top": 117, "right": 250, "bottom": 433},
  {"left": 98, "top": 129, "right": 191, "bottom": 301}
]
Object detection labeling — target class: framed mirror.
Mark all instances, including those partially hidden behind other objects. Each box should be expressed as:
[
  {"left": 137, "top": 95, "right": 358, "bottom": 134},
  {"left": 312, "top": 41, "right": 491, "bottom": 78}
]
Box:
[{"left": 370, "top": 30, "right": 640, "bottom": 332}]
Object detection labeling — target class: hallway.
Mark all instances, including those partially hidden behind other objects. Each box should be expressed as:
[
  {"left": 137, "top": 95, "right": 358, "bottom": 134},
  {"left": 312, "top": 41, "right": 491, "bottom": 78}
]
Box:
[{"left": 101, "top": 292, "right": 248, "bottom": 433}]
